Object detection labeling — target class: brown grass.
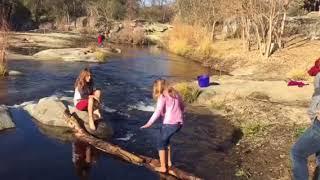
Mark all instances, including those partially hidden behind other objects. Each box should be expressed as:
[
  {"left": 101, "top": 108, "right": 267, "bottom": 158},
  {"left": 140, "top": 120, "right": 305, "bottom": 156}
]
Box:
[
  {"left": 165, "top": 22, "right": 214, "bottom": 59},
  {"left": 165, "top": 21, "right": 320, "bottom": 80}
]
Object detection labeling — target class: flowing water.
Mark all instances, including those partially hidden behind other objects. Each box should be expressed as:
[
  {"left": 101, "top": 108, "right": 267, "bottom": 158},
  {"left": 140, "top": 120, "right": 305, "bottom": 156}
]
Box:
[{"left": 0, "top": 47, "right": 240, "bottom": 179}]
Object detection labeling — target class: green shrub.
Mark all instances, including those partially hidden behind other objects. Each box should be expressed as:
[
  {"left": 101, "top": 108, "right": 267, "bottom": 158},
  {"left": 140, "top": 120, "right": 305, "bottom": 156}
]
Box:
[
  {"left": 0, "top": 64, "right": 7, "bottom": 77},
  {"left": 95, "top": 50, "right": 108, "bottom": 62},
  {"left": 294, "top": 126, "right": 307, "bottom": 138},
  {"left": 242, "top": 122, "right": 267, "bottom": 137},
  {"left": 174, "top": 82, "right": 202, "bottom": 103}
]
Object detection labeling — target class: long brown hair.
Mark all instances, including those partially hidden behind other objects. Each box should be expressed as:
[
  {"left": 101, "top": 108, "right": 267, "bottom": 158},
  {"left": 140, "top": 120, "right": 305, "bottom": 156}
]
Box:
[
  {"left": 75, "top": 68, "right": 92, "bottom": 90},
  {"left": 152, "top": 79, "right": 178, "bottom": 100}
]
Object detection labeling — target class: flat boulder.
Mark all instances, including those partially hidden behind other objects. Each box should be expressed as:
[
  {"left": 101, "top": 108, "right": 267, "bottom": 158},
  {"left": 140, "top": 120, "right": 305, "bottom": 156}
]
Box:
[
  {"left": 0, "top": 105, "right": 16, "bottom": 131},
  {"left": 25, "top": 96, "right": 113, "bottom": 139},
  {"left": 33, "top": 48, "right": 111, "bottom": 62}
]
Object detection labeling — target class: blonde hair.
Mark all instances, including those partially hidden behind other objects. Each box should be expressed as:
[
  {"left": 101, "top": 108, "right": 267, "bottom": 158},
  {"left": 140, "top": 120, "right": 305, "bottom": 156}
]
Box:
[
  {"left": 152, "top": 79, "right": 178, "bottom": 100},
  {"left": 74, "top": 68, "right": 92, "bottom": 90}
]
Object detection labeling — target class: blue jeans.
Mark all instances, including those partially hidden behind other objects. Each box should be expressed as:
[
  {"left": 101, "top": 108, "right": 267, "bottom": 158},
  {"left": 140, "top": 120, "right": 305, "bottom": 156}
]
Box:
[
  {"left": 291, "top": 119, "right": 320, "bottom": 180},
  {"left": 157, "top": 124, "right": 182, "bottom": 150}
]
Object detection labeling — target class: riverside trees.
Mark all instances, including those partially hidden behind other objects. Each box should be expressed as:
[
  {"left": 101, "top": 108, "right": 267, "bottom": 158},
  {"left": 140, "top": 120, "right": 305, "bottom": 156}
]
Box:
[
  {"left": 175, "top": 0, "right": 296, "bottom": 58},
  {"left": 0, "top": 4, "right": 9, "bottom": 76}
]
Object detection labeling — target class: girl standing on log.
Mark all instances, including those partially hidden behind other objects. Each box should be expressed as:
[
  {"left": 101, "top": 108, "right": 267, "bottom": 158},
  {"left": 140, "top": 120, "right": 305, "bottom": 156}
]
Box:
[
  {"left": 141, "top": 79, "right": 184, "bottom": 173},
  {"left": 74, "top": 68, "right": 102, "bottom": 130}
]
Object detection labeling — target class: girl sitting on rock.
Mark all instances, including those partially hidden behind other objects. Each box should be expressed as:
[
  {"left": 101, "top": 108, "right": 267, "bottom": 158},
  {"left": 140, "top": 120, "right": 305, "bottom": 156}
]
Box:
[
  {"left": 141, "top": 79, "right": 184, "bottom": 173},
  {"left": 74, "top": 68, "right": 102, "bottom": 130}
]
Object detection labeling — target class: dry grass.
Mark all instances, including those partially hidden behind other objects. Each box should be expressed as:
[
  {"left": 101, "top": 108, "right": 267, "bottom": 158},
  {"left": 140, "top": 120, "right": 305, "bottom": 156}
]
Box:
[
  {"left": 0, "top": 62, "right": 6, "bottom": 76},
  {"left": 174, "top": 82, "right": 202, "bottom": 103},
  {"left": 94, "top": 50, "right": 108, "bottom": 61},
  {"left": 166, "top": 22, "right": 214, "bottom": 59},
  {"left": 286, "top": 68, "right": 309, "bottom": 81},
  {"left": 166, "top": 21, "right": 320, "bottom": 80}
]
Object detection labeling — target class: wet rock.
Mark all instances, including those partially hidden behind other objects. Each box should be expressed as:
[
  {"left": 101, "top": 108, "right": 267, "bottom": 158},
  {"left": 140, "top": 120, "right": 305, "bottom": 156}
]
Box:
[
  {"left": 8, "top": 70, "right": 23, "bottom": 76},
  {"left": 37, "top": 122, "right": 74, "bottom": 142},
  {"left": 0, "top": 105, "right": 15, "bottom": 131},
  {"left": 25, "top": 96, "right": 113, "bottom": 139}
]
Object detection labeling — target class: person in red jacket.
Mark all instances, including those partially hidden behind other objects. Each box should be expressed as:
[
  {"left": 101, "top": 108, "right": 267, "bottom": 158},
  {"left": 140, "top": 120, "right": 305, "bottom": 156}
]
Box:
[{"left": 97, "top": 33, "right": 105, "bottom": 47}]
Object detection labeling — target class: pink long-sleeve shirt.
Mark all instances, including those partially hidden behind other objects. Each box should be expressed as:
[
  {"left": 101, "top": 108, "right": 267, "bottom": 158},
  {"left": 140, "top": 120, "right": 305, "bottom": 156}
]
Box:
[{"left": 146, "top": 93, "right": 184, "bottom": 126}]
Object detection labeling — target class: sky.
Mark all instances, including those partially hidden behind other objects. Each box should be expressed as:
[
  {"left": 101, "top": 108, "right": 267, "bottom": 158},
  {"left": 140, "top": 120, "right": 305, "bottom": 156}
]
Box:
[{"left": 142, "top": 0, "right": 175, "bottom": 6}]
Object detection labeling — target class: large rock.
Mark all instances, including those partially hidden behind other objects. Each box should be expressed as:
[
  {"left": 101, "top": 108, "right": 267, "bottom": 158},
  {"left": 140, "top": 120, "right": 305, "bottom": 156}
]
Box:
[
  {"left": 220, "top": 17, "right": 241, "bottom": 39},
  {"left": 0, "top": 105, "right": 16, "bottom": 131},
  {"left": 286, "top": 15, "right": 320, "bottom": 39},
  {"left": 39, "top": 22, "right": 55, "bottom": 30},
  {"left": 25, "top": 96, "right": 113, "bottom": 139},
  {"left": 76, "top": 16, "right": 89, "bottom": 29},
  {"left": 33, "top": 48, "right": 110, "bottom": 62},
  {"left": 144, "top": 23, "right": 169, "bottom": 33}
]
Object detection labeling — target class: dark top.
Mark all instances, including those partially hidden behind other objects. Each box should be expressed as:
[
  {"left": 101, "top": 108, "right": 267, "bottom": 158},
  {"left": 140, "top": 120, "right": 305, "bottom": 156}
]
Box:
[{"left": 79, "top": 82, "right": 94, "bottom": 99}]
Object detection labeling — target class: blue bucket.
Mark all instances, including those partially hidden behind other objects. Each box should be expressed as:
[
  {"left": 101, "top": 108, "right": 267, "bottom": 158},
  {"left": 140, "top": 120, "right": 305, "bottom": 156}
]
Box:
[{"left": 197, "top": 75, "right": 210, "bottom": 88}]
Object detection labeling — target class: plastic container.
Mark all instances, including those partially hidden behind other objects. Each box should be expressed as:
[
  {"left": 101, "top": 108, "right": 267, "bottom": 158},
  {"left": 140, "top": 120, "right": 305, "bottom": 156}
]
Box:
[{"left": 197, "top": 75, "right": 210, "bottom": 88}]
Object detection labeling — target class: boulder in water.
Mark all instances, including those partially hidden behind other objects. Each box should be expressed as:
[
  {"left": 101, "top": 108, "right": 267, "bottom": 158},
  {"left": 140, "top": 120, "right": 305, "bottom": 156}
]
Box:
[
  {"left": 8, "top": 70, "right": 23, "bottom": 76},
  {"left": 25, "top": 96, "right": 113, "bottom": 139},
  {"left": 0, "top": 105, "right": 16, "bottom": 131}
]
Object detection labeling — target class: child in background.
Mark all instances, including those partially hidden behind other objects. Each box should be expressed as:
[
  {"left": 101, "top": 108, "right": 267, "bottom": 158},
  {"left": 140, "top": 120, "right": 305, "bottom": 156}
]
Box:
[
  {"left": 97, "top": 32, "right": 105, "bottom": 47},
  {"left": 141, "top": 79, "right": 184, "bottom": 173}
]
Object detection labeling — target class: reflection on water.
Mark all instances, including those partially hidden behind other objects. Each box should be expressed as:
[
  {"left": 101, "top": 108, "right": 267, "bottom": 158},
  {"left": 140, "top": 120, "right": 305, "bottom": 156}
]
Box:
[
  {"left": 0, "top": 78, "right": 8, "bottom": 103},
  {"left": 73, "top": 140, "right": 99, "bottom": 180}
]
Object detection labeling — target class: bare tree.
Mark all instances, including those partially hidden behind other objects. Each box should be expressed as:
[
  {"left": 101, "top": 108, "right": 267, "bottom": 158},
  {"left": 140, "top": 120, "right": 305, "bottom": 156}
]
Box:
[
  {"left": 126, "top": 0, "right": 140, "bottom": 20},
  {"left": 0, "top": 14, "right": 9, "bottom": 76},
  {"left": 175, "top": 0, "right": 241, "bottom": 40},
  {"left": 241, "top": 0, "right": 292, "bottom": 58}
]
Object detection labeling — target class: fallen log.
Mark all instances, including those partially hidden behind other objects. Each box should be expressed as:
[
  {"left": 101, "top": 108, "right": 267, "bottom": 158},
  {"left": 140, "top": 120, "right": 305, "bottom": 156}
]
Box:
[
  {"left": 63, "top": 110, "right": 202, "bottom": 180},
  {"left": 63, "top": 109, "right": 144, "bottom": 165}
]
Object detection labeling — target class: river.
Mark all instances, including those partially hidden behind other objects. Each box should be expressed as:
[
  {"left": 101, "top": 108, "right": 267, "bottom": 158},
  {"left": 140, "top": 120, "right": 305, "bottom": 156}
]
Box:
[{"left": 0, "top": 46, "right": 240, "bottom": 179}]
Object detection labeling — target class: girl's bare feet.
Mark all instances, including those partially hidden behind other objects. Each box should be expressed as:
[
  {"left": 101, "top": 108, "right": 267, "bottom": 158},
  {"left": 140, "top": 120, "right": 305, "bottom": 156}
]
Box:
[
  {"left": 155, "top": 166, "right": 167, "bottom": 173},
  {"left": 94, "top": 110, "right": 102, "bottom": 119},
  {"left": 89, "top": 118, "right": 96, "bottom": 130}
]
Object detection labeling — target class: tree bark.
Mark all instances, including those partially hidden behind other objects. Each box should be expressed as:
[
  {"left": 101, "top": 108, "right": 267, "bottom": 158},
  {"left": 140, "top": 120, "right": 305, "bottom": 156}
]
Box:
[
  {"left": 278, "top": 11, "right": 287, "bottom": 49},
  {"left": 252, "top": 22, "right": 263, "bottom": 54},
  {"left": 265, "top": 19, "right": 273, "bottom": 58},
  {"left": 210, "top": 21, "right": 217, "bottom": 41}
]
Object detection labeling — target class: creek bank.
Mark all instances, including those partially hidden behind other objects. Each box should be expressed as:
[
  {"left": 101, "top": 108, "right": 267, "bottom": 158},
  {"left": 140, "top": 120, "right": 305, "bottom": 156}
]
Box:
[{"left": 175, "top": 74, "right": 313, "bottom": 179}]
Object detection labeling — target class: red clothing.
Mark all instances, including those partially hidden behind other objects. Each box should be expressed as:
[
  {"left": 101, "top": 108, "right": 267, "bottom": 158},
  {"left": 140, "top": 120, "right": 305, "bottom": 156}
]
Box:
[
  {"left": 98, "top": 35, "right": 103, "bottom": 44},
  {"left": 308, "top": 58, "right": 320, "bottom": 76},
  {"left": 76, "top": 99, "right": 89, "bottom": 111},
  {"left": 287, "top": 80, "right": 309, "bottom": 87}
]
